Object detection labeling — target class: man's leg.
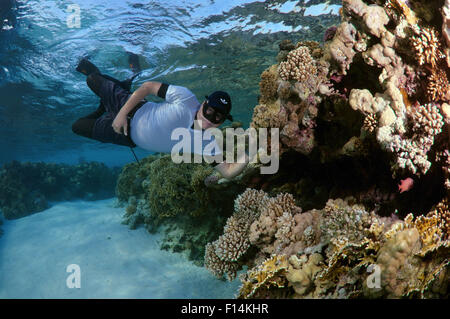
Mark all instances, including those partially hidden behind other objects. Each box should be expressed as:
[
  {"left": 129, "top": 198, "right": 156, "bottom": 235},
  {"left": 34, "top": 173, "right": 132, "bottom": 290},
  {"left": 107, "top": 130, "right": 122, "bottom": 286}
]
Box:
[
  {"left": 72, "top": 103, "right": 105, "bottom": 139},
  {"left": 74, "top": 58, "right": 137, "bottom": 147},
  {"left": 85, "top": 72, "right": 136, "bottom": 147}
]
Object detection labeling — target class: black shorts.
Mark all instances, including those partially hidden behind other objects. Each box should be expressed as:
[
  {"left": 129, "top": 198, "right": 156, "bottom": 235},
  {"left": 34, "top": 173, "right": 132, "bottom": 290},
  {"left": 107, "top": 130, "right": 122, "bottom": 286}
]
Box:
[
  {"left": 72, "top": 73, "right": 145, "bottom": 147},
  {"left": 91, "top": 76, "right": 146, "bottom": 147}
]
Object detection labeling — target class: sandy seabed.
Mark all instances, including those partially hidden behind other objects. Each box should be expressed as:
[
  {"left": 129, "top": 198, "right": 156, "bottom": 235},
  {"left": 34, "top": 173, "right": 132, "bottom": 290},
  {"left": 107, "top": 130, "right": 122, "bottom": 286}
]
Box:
[{"left": 0, "top": 199, "right": 240, "bottom": 298}]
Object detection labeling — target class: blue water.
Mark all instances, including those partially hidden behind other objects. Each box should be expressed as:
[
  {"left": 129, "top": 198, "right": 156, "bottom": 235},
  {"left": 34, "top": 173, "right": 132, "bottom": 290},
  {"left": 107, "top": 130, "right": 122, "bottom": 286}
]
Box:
[
  {"left": 0, "top": 0, "right": 340, "bottom": 298},
  {"left": 0, "top": 0, "right": 339, "bottom": 166}
]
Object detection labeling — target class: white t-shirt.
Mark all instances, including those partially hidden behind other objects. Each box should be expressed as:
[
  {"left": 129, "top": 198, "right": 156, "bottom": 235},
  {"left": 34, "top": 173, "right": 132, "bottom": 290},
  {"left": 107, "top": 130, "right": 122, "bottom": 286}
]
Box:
[{"left": 130, "top": 85, "right": 223, "bottom": 158}]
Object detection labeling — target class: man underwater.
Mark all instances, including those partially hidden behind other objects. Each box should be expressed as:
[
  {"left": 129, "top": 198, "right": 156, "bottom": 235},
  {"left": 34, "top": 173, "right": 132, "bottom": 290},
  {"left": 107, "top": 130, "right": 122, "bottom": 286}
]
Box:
[{"left": 72, "top": 57, "right": 250, "bottom": 180}]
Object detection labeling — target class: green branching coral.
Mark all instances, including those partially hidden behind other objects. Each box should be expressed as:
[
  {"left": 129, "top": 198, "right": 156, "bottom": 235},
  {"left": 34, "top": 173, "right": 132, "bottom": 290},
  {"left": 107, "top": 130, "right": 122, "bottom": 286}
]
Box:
[
  {"left": 117, "top": 153, "right": 247, "bottom": 264},
  {"left": 115, "top": 154, "right": 162, "bottom": 202},
  {"left": 145, "top": 156, "right": 209, "bottom": 218},
  {"left": 117, "top": 154, "right": 225, "bottom": 220}
]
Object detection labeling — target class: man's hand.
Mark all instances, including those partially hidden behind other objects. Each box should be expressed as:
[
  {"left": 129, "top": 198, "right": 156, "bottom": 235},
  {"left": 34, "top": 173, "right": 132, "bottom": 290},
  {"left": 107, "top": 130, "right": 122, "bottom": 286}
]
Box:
[
  {"left": 112, "top": 113, "right": 128, "bottom": 135},
  {"left": 111, "top": 81, "right": 162, "bottom": 136}
]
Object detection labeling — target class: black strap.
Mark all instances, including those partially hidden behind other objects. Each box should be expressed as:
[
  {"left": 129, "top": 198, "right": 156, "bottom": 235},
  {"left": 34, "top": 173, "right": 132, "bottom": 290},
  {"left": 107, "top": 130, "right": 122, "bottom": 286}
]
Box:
[
  {"left": 130, "top": 147, "right": 141, "bottom": 166},
  {"left": 158, "top": 83, "right": 169, "bottom": 99}
]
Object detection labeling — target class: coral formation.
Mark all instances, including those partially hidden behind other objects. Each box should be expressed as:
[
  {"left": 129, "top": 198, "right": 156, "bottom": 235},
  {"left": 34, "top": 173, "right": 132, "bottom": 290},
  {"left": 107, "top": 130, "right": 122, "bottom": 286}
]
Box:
[
  {"left": 411, "top": 27, "right": 442, "bottom": 68},
  {"left": 117, "top": 153, "right": 249, "bottom": 264},
  {"left": 204, "top": 189, "right": 267, "bottom": 280},
  {"left": 0, "top": 160, "right": 120, "bottom": 219},
  {"left": 206, "top": 190, "right": 449, "bottom": 298},
  {"left": 279, "top": 46, "right": 317, "bottom": 83},
  {"left": 204, "top": 0, "right": 450, "bottom": 299}
]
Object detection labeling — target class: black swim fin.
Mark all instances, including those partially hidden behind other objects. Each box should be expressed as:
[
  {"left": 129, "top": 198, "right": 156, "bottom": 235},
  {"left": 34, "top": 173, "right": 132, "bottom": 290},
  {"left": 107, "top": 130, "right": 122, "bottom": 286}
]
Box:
[
  {"left": 127, "top": 52, "right": 141, "bottom": 74},
  {"left": 76, "top": 58, "right": 100, "bottom": 76}
]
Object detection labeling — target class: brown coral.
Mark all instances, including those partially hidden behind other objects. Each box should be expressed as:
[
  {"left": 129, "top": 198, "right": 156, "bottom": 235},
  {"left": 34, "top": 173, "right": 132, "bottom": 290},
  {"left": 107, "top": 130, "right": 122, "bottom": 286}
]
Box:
[
  {"left": 428, "top": 198, "right": 450, "bottom": 240},
  {"left": 259, "top": 65, "right": 279, "bottom": 104},
  {"left": 251, "top": 100, "right": 288, "bottom": 129},
  {"left": 204, "top": 188, "right": 268, "bottom": 280},
  {"left": 385, "top": 0, "right": 418, "bottom": 25},
  {"left": 204, "top": 243, "right": 240, "bottom": 281},
  {"left": 238, "top": 255, "right": 290, "bottom": 299},
  {"left": 278, "top": 46, "right": 317, "bottom": 82},
  {"left": 363, "top": 113, "right": 378, "bottom": 133},
  {"left": 427, "top": 68, "right": 450, "bottom": 102},
  {"left": 215, "top": 0, "right": 450, "bottom": 299}
]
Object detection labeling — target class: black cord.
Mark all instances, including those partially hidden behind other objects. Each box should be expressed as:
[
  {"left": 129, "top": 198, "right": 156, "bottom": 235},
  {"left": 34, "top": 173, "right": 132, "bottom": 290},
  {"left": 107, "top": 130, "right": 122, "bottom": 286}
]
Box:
[{"left": 130, "top": 147, "right": 141, "bottom": 166}]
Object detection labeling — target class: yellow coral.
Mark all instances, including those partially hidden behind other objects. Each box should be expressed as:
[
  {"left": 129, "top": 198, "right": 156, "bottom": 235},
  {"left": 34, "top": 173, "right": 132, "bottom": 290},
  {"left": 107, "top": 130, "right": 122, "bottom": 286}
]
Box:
[
  {"left": 259, "top": 64, "right": 279, "bottom": 104},
  {"left": 250, "top": 100, "right": 287, "bottom": 129},
  {"left": 371, "top": 226, "right": 449, "bottom": 298},
  {"left": 384, "top": 212, "right": 446, "bottom": 257},
  {"left": 238, "top": 254, "right": 289, "bottom": 299},
  {"left": 428, "top": 198, "right": 450, "bottom": 240},
  {"left": 286, "top": 253, "right": 324, "bottom": 296}
]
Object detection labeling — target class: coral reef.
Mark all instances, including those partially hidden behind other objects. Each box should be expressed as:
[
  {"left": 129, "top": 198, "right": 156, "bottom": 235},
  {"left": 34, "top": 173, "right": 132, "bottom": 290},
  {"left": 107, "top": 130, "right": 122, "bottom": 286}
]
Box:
[
  {"left": 0, "top": 160, "right": 121, "bottom": 219},
  {"left": 117, "top": 152, "right": 249, "bottom": 264},
  {"left": 206, "top": 190, "right": 448, "bottom": 298},
  {"left": 204, "top": 0, "right": 449, "bottom": 299},
  {"left": 245, "top": 0, "right": 449, "bottom": 197},
  {"left": 204, "top": 189, "right": 267, "bottom": 280}
]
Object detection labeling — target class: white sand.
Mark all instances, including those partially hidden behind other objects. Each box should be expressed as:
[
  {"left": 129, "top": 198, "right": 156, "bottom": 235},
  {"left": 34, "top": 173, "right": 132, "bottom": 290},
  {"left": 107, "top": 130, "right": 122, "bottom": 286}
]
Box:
[{"left": 0, "top": 199, "right": 240, "bottom": 298}]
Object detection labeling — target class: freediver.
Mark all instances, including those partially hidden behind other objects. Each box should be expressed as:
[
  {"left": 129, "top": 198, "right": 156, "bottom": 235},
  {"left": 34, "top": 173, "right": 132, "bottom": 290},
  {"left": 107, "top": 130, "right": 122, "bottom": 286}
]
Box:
[{"left": 72, "top": 53, "right": 250, "bottom": 180}]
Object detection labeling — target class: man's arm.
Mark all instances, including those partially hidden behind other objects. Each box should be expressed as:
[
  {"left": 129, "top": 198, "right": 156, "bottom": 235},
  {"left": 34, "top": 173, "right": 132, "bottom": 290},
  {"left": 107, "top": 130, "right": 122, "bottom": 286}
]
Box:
[
  {"left": 117, "top": 81, "right": 163, "bottom": 117},
  {"left": 213, "top": 151, "right": 249, "bottom": 180},
  {"left": 112, "top": 81, "right": 168, "bottom": 135}
]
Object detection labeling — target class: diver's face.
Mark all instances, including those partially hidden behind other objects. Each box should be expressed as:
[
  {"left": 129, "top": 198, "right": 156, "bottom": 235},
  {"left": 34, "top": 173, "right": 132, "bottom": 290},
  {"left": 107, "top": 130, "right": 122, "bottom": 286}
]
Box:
[{"left": 196, "top": 101, "right": 224, "bottom": 129}]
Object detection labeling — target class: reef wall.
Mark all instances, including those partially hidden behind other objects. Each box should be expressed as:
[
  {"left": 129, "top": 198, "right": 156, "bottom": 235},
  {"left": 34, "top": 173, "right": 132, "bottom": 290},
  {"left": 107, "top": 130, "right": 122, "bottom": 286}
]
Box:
[{"left": 204, "top": 0, "right": 449, "bottom": 298}]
